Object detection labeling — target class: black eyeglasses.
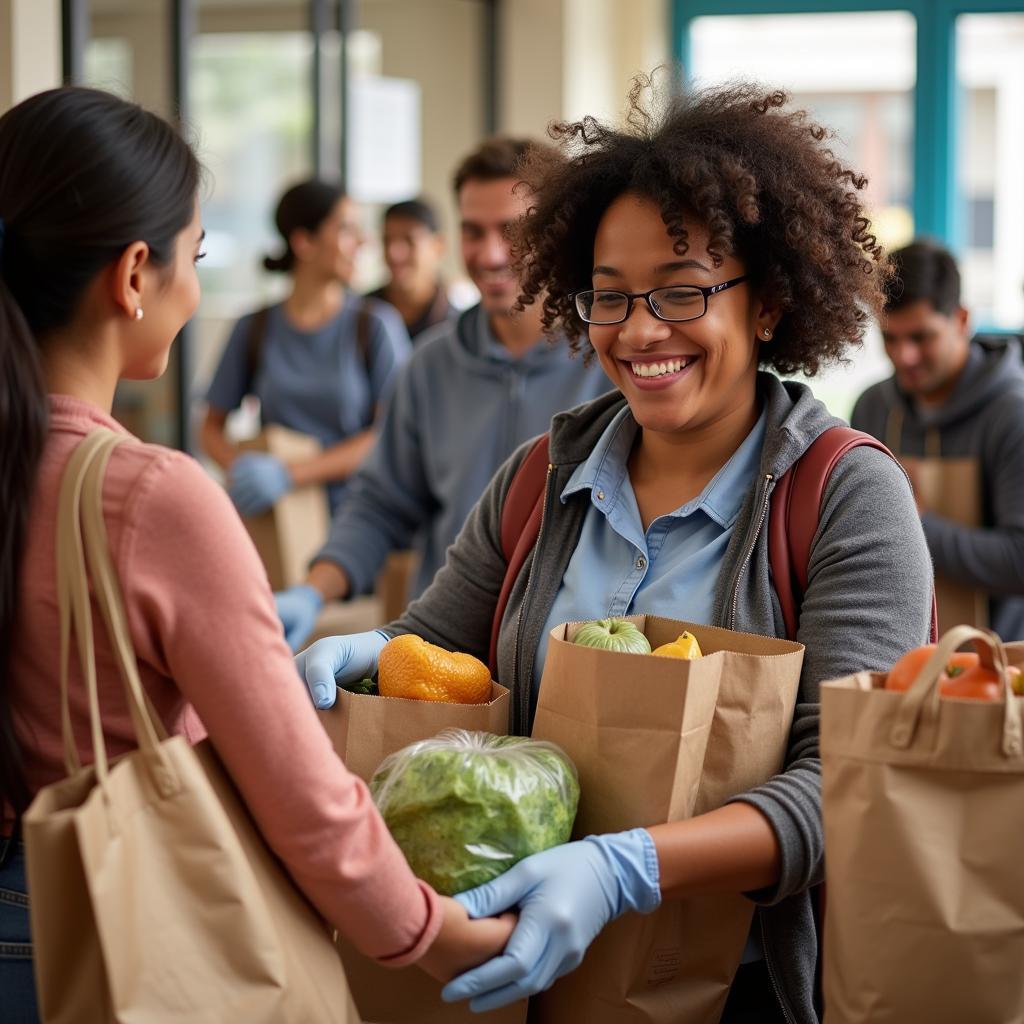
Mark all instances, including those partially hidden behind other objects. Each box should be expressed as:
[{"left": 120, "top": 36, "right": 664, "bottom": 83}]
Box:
[{"left": 573, "top": 275, "right": 749, "bottom": 325}]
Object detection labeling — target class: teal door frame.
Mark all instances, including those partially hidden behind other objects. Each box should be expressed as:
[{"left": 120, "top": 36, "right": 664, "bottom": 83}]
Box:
[{"left": 672, "top": 1, "right": 1024, "bottom": 250}]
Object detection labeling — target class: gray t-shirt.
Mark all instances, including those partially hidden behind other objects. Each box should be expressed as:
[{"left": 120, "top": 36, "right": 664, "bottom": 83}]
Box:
[{"left": 206, "top": 296, "right": 411, "bottom": 510}]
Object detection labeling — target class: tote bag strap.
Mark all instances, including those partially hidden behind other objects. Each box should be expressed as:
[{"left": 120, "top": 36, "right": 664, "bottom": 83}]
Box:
[{"left": 56, "top": 430, "right": 176, "bottom": 797}]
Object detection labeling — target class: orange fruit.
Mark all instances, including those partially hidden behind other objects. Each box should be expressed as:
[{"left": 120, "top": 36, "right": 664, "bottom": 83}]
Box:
[{"left": 378, "top": 634, "right": 492, "bottom": 704}]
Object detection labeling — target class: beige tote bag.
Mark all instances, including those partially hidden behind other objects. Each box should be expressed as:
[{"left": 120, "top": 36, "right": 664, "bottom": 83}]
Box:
[
  {"left": 530, "top": 615, "right": 805, "bottom": 1024},
  {"left": 821, "top": 624, "right": 1024, "bottom": 1024},
  {"left": 23, "top": 429, "right": 359, "bottom": 1024}
]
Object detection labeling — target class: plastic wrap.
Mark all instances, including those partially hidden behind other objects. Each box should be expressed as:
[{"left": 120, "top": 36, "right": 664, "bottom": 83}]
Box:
[{"left": 370, "top": 728, "right": 579, "bottom": 896}]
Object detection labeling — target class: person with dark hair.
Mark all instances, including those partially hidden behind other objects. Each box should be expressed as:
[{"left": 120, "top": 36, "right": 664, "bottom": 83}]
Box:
[
  {"left": 274, "top": 136, "right": 611, "bottom": 651},
  {"left": 303, "top": 81, "right": 934, "bottom": 1021},
  {"left": 0, "top": 86, "right": 511, "bottom": 1023},
  {"left": 366, "top": 196, "right": 454, "bottom": 340},
  {"left": 852, "top": 239, "right": 1024, "bottom": 639},
  {"left": 200, "top": 179, "right": 410, "bottom": 517}
]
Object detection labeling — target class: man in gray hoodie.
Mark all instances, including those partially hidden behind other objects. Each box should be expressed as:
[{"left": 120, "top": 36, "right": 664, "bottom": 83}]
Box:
[
  {"left": 274, "top": 137, "right": 610, "bottom": 649},
  {"left": 851, "top": 239, "right": 1024, "bottom": 640}
]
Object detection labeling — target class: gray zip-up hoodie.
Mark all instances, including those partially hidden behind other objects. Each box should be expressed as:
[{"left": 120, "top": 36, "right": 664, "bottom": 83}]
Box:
[
  {"left": 852, "top": 335, "right": 1024, "bottom": 641},
  {"left": 391, "top": 373, "right": 933, "bottom": 1024},
  {"left": 314, "top": 304, "right": 610, "bottom": 599}
]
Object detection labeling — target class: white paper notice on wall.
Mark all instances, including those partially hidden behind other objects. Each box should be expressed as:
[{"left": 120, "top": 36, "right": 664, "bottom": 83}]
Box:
[{"left": 347, "top": 76, "right": 422, "bottom": 204}]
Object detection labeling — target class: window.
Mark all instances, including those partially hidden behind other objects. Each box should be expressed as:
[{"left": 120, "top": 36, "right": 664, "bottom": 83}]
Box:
[
  {"left": 956, "top": 14, "right": 1024, "bottom": 330},
  {"left": 690, "top": 12, "right": 916, "bottom": 251},
  {"left": 189, "top": 30, "right": 315, "bottom": 433}
]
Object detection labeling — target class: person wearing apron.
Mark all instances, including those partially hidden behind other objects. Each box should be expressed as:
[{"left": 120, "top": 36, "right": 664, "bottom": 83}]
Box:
[{"left": 852, "top": 239, "right": 1024, "bottom": 640}]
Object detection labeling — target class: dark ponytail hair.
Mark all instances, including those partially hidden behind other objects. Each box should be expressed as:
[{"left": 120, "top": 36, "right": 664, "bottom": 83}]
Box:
[
  {"left": 263, "top": 178, "right": 346, "bottom": 273},
  {"left": 0, "top": 86, "right": 200, "bottom": 819}
]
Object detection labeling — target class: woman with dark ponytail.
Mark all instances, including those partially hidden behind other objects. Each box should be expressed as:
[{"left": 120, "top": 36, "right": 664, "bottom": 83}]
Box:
[
  {"left": 0, "top": 88, "right": 507, "bottom": 1022},
  {"left": 200, "top": 179, "right": 411, "bottom": 517}
]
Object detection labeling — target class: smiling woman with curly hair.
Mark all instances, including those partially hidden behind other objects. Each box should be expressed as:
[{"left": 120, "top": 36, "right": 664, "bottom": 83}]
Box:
[
  {"left": 515, "top": 79, "right": 888, "bottom": 378},
  {"left": 317, "top": 78, "right": 934, "bottom": 1024}
]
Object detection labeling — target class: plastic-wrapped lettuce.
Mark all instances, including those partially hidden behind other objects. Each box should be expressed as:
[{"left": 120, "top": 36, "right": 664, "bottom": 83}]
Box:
[{"left": 370, "top": 729, "right": 579, "bottom": 896}]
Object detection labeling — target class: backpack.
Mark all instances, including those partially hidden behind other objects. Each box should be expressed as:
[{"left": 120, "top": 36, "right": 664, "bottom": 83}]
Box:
[{"left": 489, "top": 426, "right": 937, "bottom": 672}]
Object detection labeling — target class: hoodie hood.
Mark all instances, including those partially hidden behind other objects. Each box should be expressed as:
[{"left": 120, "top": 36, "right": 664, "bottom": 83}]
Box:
[
  {"left": 445, "top": 302, "right": 577, "bottom": 377},
  {"left": 879, "top": 335, "right": 1024, "bottom": 431}
]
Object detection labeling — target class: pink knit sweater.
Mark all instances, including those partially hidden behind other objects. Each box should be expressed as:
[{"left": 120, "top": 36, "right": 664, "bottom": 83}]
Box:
[{"left": 8, "top": 394, "right": 441, "bottom": 965}]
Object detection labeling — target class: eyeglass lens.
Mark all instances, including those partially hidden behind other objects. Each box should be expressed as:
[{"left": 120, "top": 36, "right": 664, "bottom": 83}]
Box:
[{"left": 576, "top": 286, "right": 705, "bottom": 324}]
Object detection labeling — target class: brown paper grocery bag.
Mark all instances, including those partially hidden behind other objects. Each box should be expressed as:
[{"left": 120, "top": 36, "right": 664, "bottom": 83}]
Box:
[
  {"left": 320, "top": 681, "right": 510, "bottom": 783},
  {"left": 531, "top": 615, "right": 804, "bottom": 1024},
  {"left": 821, "top": 625, "right": 1024, "bottom": 1024},
  {"left": 239, "top": 424, "right": 329, "bottom": 590},
  {"left": 887, "top": 412, "right": 988, "bottom": 633},
  {"left": 334, "top": 932, "right": 526, "bottom": 1024},
  {"left": 320, "top": 681, "right": 525, "bottom": 1024},
  {"left": 24, "top": 430, "right": 357, "bottom": 1024}
]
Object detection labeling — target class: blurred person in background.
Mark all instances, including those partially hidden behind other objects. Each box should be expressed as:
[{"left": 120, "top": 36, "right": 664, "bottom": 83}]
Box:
[
  {"left": 200, "top": 179, "right": 410, "bottom": 517},
  {"left": 274, "top": 137, "right": 612, "bottom": 651},
  {"left": 852, "top": 239, "right": 1024, "bottom": 640},
  {"left": 0, "top": 86, "right": 510, "bottom": 1024},
  {"left": 367, "top": 197, "right": 455, "bottom": 341}
]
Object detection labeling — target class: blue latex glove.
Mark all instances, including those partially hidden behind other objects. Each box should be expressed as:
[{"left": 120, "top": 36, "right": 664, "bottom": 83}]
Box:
[
  {"left": 294, "top": 629, "right": 390, "bottom": 710},
  {"left": 275, "top": 584, "right": 325, "bottom": 652},
  {"left": 442, "top": 828, "right": 660, "bottom": 1011},
  {"left": 228, "top": 452, "right": 292, "bottom": 517}
]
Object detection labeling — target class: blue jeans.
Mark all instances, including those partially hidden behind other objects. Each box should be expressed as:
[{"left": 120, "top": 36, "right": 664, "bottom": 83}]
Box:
[{"left": 0, "top": 834, "right": 39, "bottom": 1023}]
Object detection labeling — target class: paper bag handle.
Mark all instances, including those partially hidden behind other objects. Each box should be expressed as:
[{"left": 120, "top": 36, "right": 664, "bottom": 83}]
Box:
[
  {"left": 56, "top": 430, "right": 176, "bottom": 797},
  {"left": 889, "top": 624, "right": 1023, "bottom": 757}
]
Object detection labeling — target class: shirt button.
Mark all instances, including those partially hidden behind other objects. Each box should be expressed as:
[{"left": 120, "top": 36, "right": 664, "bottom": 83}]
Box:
[
  {"left": 596, "top": 490, "right": 605, "bottom": 501},
  {"left": 636, "top": 556, "right": 647, "bottom": 570}
]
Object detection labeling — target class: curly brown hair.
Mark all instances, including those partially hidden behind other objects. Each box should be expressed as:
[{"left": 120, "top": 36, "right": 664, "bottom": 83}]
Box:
[{"left": 514, "top": 77, "right": 889, "bottom": 377}]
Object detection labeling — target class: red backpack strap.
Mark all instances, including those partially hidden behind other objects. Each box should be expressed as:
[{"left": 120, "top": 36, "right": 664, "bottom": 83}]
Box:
[
  {"left": 489, "top": 434, "right": 551, "bottom": 675},
  {"left": 768, "top": 426, "right": 938, "bottom": 642}
]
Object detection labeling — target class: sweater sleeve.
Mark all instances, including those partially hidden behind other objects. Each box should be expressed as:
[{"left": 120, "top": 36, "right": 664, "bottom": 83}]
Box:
[
  {"left": 386, "top": 440, "right": 530, "bottom": 659},
  {"left": 731, "top": 445, "right": 934, "bottom": 904},
  {"left": 205, "top": 314, "right": 255, "bottom": 413},
  {"left": 119, "top": 450, "right": 441, "bottom": 964},
  {"left": 314, "top": 362, "right": 439, "bottom": 595}
]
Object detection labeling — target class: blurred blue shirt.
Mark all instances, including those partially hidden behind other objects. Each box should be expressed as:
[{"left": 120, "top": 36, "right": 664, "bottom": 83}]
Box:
[
  {"left": 532, "top": 404, "right": 767, "bottom": 701},
  {"left": 205, "top": 296, "right": 411, "bottom": 510}
]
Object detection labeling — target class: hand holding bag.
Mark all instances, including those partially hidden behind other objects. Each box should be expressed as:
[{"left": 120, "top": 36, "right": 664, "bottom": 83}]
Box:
[
  {"left": 23, "top": 429, "right": 359, "bottom": 1024},
  {"left": 322, "top": 685, "right": 523, "bottom": 1024},
  {"left": 529, "top": 615, "right": 805, "bottom": 1024}
]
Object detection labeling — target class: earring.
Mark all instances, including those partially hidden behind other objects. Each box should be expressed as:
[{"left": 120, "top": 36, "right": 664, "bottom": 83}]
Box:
[
  {"left": 762, "top": 327, "right": 772, "bottom": 339},
  {"left": 134, "top": 307, "right": 144, "bottom": 321}
]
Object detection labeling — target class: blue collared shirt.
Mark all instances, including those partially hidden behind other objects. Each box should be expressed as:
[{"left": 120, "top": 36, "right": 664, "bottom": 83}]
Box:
[{"left": 531, "top": 405, "right": 767, "bottom": 701}]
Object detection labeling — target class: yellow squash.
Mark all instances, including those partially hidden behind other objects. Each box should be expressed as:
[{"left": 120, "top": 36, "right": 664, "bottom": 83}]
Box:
[{"left": 651, "top": 631, "right": 703, "bottom": 660}]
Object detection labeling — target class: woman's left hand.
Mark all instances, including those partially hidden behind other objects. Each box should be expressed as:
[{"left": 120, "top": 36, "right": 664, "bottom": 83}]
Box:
[
  {"left": 228, "top": 452, "right": 292, "bottom": 516},
  {"left": 441, "top": 828, "right": 660, "bottom": 1011}
]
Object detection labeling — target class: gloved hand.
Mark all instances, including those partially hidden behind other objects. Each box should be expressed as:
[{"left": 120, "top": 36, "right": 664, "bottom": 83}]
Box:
[
  {"left": 294, "top": 629, "right": 390, "bottom": 710},
  {"left": 441, "top": 828, "right": 660, "bottom": 1011},
  {"left": 275, "top": 584, "right": 325, "bottom": 652},
  {"left": 228, "top": 452, "right": 292, "bottom": 517}
]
